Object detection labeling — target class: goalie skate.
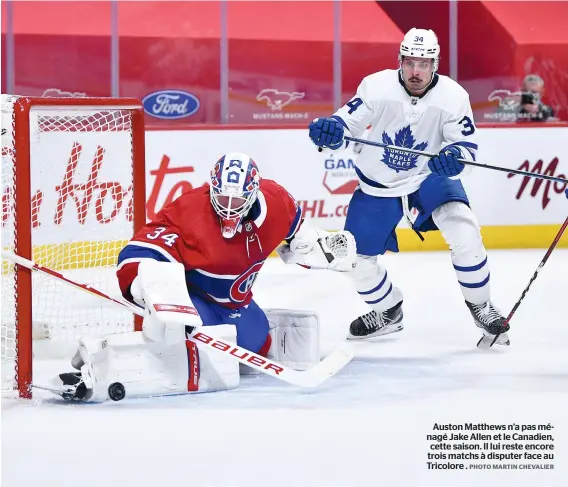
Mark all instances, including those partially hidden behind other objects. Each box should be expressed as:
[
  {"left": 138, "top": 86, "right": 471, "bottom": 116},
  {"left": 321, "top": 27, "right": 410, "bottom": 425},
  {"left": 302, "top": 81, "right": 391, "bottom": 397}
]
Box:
[
  {"left": 347, "top": 302, "right": 403, "bottom": 340},
  {"left": 32, "top": 372, "right": 88, "bottom": 401}
]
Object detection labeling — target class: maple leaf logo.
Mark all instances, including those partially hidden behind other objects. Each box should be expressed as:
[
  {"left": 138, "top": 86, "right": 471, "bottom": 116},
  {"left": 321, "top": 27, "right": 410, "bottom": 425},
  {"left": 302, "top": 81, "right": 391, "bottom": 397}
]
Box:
[{"left": 381, "top": 126, "right": 428, "bottom": 173}]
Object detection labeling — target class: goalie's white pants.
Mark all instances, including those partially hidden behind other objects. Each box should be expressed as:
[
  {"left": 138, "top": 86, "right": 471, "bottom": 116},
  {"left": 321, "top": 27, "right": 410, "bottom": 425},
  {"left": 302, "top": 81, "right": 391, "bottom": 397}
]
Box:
[
  {"left": 65, "top": 309, "right": 320, "bottom": 402},
  {"left": 346, "top": 201, "right": 490, "bottom": 312}
]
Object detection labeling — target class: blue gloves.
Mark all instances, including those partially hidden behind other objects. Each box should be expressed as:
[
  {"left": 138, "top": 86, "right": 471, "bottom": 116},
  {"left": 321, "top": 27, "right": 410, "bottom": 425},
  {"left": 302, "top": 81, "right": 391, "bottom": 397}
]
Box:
[
  {"left": 308, "top": 117, "right": 344, "bottom": 150},
  {"left": 428, "top": 146, "right": 464, "bottom": 177}
]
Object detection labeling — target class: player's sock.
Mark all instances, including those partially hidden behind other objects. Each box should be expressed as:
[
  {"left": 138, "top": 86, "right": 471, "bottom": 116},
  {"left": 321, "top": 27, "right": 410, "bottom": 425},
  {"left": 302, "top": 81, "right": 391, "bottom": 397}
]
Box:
[
  {"left": 349, "top": 256, "right": 401, "bottom": 310},
  {"left": 452, "top": 253, "right": 491, "bottom": 304}
]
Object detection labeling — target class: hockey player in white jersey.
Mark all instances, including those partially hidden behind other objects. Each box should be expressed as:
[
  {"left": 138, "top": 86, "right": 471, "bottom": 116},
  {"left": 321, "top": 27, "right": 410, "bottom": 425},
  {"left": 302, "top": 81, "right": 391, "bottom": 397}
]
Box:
[{"left": 308, "top": 28, "right": 510, "bottom": 346}]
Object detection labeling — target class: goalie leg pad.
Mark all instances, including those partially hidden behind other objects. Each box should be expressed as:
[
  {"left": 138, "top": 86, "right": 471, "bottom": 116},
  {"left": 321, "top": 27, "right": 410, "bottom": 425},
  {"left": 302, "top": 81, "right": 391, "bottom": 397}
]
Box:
[
  {"left": 60, "top": 325, "right": 239, "bottom": 402},
  {"left": 265, "top": 309, "right": 320, "bottom": 370}
]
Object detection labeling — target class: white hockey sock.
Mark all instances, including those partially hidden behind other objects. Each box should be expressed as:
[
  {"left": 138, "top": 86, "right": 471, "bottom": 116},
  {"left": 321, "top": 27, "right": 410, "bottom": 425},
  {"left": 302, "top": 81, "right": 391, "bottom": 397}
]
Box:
[
  {"left": 452, "top": 252, "right": 491, "bottom": 304},
  {"left": 433, "top": 201, "right": 491, "bottom": 305},
  {"left": 348, "top": 255, "right": 402, "bottom": 312}
]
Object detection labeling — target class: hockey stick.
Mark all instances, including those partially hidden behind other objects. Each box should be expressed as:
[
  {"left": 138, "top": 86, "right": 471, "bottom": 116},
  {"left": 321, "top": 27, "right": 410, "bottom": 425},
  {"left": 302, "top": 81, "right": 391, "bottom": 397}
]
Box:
[
  {"left": 477, "top": 215, "right": 568, "bottom": 350},
  {"left": 2, "top": 250, "right": 353, "bottom": 388},
  {"left": 343, "top": 135, "right": 568, "bottom": 184}
]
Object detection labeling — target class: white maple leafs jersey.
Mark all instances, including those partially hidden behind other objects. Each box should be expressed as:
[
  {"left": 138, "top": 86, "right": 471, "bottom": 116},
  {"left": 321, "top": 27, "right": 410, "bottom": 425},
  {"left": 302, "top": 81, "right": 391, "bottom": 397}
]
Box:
[{"left": 334, "top": 69, "right": 478, "bottom": 197}]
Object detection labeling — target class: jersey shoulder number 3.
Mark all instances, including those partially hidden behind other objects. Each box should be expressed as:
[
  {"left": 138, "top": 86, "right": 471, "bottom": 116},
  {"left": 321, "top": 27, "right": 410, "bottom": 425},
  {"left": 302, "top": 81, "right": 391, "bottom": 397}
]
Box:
[{"left": 459, "top": 116, "right": 475, "bottom": 136}]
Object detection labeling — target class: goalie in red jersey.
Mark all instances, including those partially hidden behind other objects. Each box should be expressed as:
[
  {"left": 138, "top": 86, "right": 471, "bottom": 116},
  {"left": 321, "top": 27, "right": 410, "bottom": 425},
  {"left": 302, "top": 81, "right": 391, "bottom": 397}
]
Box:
[{"left": 53, "top": 153, "right": 356, "bottom": 402}]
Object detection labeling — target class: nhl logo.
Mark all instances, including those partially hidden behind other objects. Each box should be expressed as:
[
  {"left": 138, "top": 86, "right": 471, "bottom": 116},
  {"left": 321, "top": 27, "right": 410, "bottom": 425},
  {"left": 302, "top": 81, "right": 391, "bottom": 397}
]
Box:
[{"left": 245, "top": 222, "right": 252, "bottom": 232}]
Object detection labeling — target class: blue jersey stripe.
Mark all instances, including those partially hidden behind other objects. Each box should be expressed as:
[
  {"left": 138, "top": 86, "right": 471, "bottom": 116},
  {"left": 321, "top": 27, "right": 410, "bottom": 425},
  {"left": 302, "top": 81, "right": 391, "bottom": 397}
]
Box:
[
  {"left": 117, "top": 244, "right": 172, "bottom": 266},
  {"left": 285, "top": 204, "right": 303, "bottom": 240}
]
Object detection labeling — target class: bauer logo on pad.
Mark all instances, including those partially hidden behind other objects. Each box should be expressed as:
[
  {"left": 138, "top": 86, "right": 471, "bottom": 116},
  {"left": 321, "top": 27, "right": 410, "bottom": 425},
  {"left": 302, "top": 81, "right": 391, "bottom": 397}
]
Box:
[{"left": 143, "top": 90, "right": 200, "bottom": 120}]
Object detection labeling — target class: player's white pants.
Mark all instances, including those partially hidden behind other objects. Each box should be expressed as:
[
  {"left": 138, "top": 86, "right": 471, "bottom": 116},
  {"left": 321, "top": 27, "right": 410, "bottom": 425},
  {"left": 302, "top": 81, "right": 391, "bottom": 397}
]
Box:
[
  {"left": 432, "top": 201, "right": 490, "bottom": 304},
  {"left": 346, "top": 201, "right": 490, "bottom": 311}
]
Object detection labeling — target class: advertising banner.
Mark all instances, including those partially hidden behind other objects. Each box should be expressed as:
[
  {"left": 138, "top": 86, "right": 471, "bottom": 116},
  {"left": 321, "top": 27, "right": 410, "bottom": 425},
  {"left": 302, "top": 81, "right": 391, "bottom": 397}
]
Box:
[{"left": 144, "top": 127, "right": 568, "bottom": 240}]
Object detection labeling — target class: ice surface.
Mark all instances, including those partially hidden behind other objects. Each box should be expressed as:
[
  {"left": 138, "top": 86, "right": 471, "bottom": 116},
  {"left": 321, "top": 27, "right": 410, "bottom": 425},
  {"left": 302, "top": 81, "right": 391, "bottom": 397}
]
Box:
[{"left": 2, "top": 249, "right": 568, "bottom": 487}]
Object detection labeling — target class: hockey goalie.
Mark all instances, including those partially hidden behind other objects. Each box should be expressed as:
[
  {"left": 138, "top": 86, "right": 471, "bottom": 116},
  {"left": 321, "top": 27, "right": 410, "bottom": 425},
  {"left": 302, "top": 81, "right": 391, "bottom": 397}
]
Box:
[{"left": 54, "top": 152, "right": 356, "bottom": 402}]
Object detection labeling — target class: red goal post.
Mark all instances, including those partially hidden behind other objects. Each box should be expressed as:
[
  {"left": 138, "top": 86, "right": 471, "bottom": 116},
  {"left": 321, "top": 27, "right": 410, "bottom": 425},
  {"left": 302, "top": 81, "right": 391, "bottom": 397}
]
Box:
[{"left": 1, "top": 96, "right": 146, "bottom": 398}]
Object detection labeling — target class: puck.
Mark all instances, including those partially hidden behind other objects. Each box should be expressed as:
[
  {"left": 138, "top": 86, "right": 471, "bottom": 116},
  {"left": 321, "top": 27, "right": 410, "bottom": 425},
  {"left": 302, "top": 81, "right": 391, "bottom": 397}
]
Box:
[{"left": 108, "top": 382, "right": 126, "bottom": 401}]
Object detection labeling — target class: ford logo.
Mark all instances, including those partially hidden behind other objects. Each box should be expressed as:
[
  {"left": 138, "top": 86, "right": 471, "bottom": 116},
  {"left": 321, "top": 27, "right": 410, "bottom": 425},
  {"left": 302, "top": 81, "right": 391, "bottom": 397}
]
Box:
[{"left": 142, "top": 90, "right": 200, "bottom": 120}]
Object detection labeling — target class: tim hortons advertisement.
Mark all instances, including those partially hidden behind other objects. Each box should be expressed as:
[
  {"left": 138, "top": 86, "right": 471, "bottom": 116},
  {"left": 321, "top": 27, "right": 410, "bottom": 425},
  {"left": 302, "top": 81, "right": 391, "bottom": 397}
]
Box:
[
  {"left": 5, "top": 126, "right": 565, "bottom": 247},
  {"left": 2, "top": 131, "right": 135, "bottom": 246}
]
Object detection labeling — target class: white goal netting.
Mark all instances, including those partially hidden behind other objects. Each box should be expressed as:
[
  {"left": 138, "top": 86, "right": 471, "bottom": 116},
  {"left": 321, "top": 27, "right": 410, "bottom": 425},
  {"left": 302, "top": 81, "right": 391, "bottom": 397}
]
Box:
[{"left": 1, "top": 95, "right": 141, "bottom": 395}]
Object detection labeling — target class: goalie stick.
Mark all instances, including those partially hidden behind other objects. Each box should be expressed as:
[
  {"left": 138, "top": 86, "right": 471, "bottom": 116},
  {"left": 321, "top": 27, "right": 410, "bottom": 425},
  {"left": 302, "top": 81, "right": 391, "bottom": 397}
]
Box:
[
  {"left": 476, "top": 215, "right": 568, "bottom": 350},
  {"left": 2, "top": 251, "right": 353, "bottom": 389},
  {"left": 342, "top": 135, "right": 568, "bottom": 185}
]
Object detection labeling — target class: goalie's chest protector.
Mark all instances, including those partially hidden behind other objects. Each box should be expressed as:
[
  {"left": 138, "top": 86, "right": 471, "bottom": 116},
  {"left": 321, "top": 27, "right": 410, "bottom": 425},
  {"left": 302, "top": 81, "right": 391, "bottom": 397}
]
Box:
[{"left": 173, "top": 181, "right": 299, "bottom": 308}]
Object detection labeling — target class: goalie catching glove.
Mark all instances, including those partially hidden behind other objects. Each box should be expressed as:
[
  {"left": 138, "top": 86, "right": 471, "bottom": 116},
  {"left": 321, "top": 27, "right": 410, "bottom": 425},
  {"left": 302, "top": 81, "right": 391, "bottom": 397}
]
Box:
[{"left": 277, "top": 220, "right": 357, "bottom": 271}]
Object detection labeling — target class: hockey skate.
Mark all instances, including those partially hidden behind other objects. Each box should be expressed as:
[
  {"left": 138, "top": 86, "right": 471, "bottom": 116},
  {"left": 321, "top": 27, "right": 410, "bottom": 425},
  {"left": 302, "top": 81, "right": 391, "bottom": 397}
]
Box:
[
  {"left": 347, "top": 301, "right": 403, "bottom": 340},
  {"left": 466, "top": 301, "right": 510, "bottom": 348},
  {"left": 45, "top": 372, "right": 89, "bottom": 401}
]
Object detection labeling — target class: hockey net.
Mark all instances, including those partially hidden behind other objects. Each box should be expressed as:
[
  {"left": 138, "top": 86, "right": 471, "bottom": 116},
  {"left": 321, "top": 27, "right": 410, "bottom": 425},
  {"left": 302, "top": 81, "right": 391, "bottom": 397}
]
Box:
[{"left": 1, "top": 95, "right": 146, "bottom": 398}]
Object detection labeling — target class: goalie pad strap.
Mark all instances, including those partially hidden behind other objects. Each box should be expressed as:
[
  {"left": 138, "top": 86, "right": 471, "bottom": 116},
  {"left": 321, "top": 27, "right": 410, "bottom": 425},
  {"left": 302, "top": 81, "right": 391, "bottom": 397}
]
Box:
[{"left": 186, "top": 340, "right": 200, "bottom": 392}]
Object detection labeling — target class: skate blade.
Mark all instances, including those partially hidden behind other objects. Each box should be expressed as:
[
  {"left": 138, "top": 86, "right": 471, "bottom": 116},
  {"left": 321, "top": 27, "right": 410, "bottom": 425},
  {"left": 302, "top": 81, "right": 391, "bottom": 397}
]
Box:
[
  {"left": 346, "top": 324, "right": 403, "bottom": 341},
  {"left": 477, "top": 333, "right": 510, "bottom": 350}
]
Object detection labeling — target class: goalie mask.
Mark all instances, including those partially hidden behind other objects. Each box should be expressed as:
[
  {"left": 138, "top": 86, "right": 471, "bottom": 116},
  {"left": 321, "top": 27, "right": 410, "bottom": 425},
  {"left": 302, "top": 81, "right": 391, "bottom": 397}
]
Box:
[{"left": 210, "top": 153, "right": 260, "bottom": 238}]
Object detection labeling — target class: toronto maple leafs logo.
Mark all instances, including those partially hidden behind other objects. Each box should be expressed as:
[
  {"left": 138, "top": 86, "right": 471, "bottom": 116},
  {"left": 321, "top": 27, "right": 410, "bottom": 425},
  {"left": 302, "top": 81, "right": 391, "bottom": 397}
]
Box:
[{"left": 381, "top": 126, "right": 428, "bottom": 172}]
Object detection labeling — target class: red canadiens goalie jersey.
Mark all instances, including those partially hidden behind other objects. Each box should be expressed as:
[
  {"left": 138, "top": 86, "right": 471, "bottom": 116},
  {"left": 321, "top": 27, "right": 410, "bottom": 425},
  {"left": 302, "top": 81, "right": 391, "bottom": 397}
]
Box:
[{"left": 117, "top": 179, "right": 302, "bottom": 309}]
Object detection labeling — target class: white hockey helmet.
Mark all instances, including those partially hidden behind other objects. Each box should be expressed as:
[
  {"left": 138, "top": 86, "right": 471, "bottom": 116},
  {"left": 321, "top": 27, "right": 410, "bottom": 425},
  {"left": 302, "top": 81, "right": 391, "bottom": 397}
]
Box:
[
  {"left": 210, "top": 152, "right": 260, "bottom": 238},
  {"left": 399, "top": 28, "right": 440, "bottom": 72}
]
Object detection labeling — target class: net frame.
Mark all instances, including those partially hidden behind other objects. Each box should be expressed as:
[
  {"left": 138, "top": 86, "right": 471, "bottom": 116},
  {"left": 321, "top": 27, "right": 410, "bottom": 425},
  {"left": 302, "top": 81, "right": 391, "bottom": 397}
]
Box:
[{"left": 2, "top": 96, "right": 146, "bottom": 398}]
